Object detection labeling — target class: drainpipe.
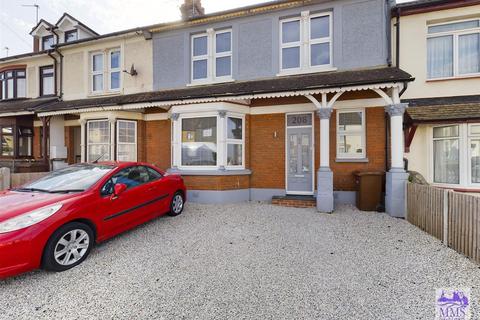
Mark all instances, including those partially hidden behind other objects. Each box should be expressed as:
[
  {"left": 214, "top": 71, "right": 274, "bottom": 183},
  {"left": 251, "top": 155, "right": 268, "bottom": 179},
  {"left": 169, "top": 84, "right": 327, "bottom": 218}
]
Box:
[
  {"left": 54, "top": 47, "right": 64, "bottom": 98},
  {"left": 47, "top": 50, "right": 58, "bottom": 96},
  {"left": 47, "top": 27, "right": 63, "bottom": 98},
  {"left": 394, "top": 7, "right": 401, "bottom": 67}
]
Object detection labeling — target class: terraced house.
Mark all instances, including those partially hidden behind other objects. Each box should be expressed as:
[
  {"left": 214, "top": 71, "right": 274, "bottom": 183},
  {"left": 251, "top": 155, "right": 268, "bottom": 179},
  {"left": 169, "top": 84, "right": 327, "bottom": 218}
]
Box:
[
  {"left": 393, "top": 0, "right": 480, "bottom": 192},
  {"left": 0, "top": 0, "right": 416, "bottom": 217}
]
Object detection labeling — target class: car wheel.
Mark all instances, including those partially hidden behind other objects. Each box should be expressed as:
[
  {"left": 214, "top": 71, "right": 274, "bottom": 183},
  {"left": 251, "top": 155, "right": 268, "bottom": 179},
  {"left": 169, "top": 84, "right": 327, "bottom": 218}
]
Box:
[
  {"left": 168, "top": 192, "right": 184, "bottom": 216},
  {"left": 42, "top": 222, "right": 94, "bottom": 272}
]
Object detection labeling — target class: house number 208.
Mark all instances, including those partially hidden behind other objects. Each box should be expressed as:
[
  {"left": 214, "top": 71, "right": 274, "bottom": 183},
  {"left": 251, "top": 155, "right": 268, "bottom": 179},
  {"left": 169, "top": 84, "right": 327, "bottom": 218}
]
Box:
[{"left": 291, "top": 116, "right": 308, "bottom": 125}]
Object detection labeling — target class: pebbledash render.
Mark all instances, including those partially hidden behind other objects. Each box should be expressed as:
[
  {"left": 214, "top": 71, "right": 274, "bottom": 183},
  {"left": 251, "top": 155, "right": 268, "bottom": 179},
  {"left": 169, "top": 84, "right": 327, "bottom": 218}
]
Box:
[{"left": 0, "top": 0, "right": 415, "bottom": 217}]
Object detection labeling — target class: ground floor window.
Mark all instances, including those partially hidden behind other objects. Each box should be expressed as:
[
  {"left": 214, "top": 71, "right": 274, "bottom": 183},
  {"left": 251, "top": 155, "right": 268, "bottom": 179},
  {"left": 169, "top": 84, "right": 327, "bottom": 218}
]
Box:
[
  {"left": 432, "top": 123, "right": 480, "bottom": 186},
  {"left": 336, "top": 109, "right": 366, "bottom": 159},
  {"left": 117, "top": 120, "right": 137, "bottom": 161},
  {"left": 0, "top": 125, "right": 33, "bottom": 158},
  {"left": 175, "top": 112, "right": 245, "bottom": 170},
  {"left": 1, "top": 126, "right": 14, "bottom": 157},
  {"left": 86, "top": 119, "right": 137, "bottom": 162}
]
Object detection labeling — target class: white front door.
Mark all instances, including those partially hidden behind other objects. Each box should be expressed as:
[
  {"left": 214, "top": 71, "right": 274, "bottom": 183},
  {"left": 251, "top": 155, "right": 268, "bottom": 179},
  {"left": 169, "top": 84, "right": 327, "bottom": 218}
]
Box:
[{"left": 286, "top": 113, "right": 314, "bottom": 195}]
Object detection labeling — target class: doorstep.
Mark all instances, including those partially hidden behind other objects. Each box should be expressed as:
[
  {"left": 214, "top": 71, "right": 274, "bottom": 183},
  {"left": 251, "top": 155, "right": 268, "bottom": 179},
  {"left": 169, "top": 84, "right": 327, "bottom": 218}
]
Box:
[{"left": 271, "top": 195, "right": 316, "bottom": 208}]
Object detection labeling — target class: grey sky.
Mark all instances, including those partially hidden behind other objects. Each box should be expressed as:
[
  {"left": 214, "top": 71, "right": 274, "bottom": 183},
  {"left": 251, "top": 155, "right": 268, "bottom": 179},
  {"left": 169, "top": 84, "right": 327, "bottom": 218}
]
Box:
[{"left": 0, "top": 0, "right": 413, "bottom": 58}]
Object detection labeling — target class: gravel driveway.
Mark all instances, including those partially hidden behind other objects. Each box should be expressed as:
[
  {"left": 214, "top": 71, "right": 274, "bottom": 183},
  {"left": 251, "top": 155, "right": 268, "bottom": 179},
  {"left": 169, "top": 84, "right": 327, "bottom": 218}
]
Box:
[{"left": 1, "top": 203, "right": 479, "bottom": 319}]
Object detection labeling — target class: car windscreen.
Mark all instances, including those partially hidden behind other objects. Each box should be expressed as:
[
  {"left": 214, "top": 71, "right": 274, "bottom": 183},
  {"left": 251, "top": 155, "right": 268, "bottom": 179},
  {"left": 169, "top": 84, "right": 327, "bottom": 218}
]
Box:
[{"left": 22, "top": 164, "right": 115, "bottom": 193}]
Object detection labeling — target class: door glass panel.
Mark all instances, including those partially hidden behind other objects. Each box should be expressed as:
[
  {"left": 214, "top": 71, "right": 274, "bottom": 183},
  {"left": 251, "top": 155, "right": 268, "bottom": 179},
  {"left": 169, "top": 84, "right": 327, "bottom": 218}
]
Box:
[
  {"left": 471, "top": 139, "right": 480, "bottom": 184},
  {"left": 301, "top": 134, "right": 310, "bottom": 173},
  {"left": 289, "top": 134, "right": 298, "bottom": 174}
]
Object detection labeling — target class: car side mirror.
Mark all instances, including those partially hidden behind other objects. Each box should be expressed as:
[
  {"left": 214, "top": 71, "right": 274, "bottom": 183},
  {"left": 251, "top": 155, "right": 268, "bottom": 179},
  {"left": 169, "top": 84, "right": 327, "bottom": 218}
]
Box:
[{"left": 111, "top": 183, "right": 127, "bottom": 200}]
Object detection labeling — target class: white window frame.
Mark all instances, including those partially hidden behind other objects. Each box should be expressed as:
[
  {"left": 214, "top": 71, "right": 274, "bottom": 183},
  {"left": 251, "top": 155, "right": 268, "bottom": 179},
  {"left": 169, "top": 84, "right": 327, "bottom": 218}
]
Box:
[
  {"left": 427, "top": 18, "right": 480, "bottom": 80},
  {"left": 179, "top": 113, "right": 220, "bottom": 170},
  {"left": 431, "top": 124, "right": 461, "bottom": 185},
  {"left": 86, "top": 119, "right": 111, "bottom": 162},
  {"left": 279, "top": 11, "right": 334, "bottom": 75},
  {"left": 336, "top": 108, "right": 366, "bottom": 160},
  {"left": 90, "top": 52, "right": 104, "bottom": 94},
  {"left": 108, "top": 49, "right": 121, "bottom": 91},
  {"left": 190, "top": 29, "right": 233, "bottom": 85},
  {"left": 468, "top": 124, "right": 480, "bottom": 187},
  {"left": 116, "top": 120, "right": 137, "bottom": 162},
  {"left": 225, "top": 114, "right": 245, "bottom": 169},
  {"left": 173, "top": 111, "right": 246, "bottom": 171}
]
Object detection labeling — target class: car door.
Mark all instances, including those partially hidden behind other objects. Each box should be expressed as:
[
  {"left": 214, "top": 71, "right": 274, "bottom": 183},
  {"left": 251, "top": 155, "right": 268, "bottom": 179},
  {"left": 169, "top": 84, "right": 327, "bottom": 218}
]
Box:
[
  {"left": 97, "top": 166, "right": 155, "bottom": 237},
  {"left": 143, "top": 166, "right": 172, "bottom": 216}
]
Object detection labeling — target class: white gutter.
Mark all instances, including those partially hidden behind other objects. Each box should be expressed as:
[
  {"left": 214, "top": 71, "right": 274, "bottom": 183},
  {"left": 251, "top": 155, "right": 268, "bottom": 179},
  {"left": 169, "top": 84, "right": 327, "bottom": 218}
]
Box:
[{"left": 37, "top": 82, "right": 402, "bottom": 117}]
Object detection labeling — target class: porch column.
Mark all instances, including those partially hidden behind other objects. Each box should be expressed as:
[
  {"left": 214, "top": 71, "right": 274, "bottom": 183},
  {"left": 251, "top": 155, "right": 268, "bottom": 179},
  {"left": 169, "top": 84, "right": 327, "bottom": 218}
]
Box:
[
  {"left": 218, "top": 110, "right": 226, "bottom": 170},
  {"left": 171, "top": 113, "right": 180, "bottom": 169},
  {"left": 49, "top": 116, "right": 68, "bottom": 170},
  {"left": 80, "top": 119, "right": 86, "bottom": 162},
  {"left": 317, "top": 107, "right": 334, "bottom": 213},
  {"left": 385, "top": 103, "right": 409, "bottom": 218},
  {"left": 108, "top": 116, "right": 116, "bottom": 161}
]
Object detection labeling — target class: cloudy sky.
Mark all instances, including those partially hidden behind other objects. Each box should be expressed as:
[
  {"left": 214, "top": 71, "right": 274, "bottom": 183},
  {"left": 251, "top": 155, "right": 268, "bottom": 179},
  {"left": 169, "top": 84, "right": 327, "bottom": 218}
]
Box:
[{"left": 0, "top": 0, "right": 412, "bottom": 58}]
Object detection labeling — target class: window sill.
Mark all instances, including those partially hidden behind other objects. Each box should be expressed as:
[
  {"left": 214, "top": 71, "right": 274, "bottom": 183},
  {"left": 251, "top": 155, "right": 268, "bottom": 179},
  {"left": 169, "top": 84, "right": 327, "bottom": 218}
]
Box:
[
  {"left": 167, "top": 168, "right": 251, "bottom": 176},
  {"left": 187, "top": 78, "right": 235, "bottom": 87},
  {"left": 277, "top": 66, "right": 337, "bottom": 77},
  {"left": 426, "top": 74, "right": 480, "bottom": 82},
  {"left": 335, "top": 158, "right": 369, "bottom": 163}
]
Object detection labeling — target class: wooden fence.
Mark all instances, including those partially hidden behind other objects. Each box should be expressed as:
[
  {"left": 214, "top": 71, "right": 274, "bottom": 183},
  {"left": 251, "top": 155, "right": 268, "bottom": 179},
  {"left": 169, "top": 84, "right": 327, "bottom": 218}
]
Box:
[{"left": 406, "top": 182, "right": 480, "bottom": 264}]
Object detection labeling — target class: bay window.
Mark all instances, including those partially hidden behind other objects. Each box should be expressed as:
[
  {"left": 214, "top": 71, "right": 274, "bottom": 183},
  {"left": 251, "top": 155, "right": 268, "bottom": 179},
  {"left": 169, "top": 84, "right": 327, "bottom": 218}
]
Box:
[
  {"left": 336, "top": 110, "right": 365, "bottom": 159},
  {"left": 90, "top": 48, "right": 121, "bottom": 94},
  {"left": 86, "top": 119, "right": 137, "bottom": 163},
  {"left": 174, "top": 111, "right": 245, "bottom": 170},
  {"left": 469, "top": 125, "right": 480, "bottom": 184},
  {"left": 191, "top": 29, "right": 232, "bottom": 83},
  {"left": 1, "top": 127, "right": 14, "bottom": 157},
  {"left": 226, "top": 117, "right": 243, "bottom": 167},
  {"left": 40, "top": 66, "right": 54, "bottom": 96},
  {"left": 117, "top": 120, "right": 137, "bottom": 161},
  {"left": 181, "top": 117, "right": 217, "bottom": 166},
  {"left": 18, "top": 127, "right": 33, "bottom": 157},
  {"left": 433, "top": 125, "right": 460, "bottom": 184},
  {"left": 0, "top": 69, "right": 26, "bottom": 100},
  {"left": 427, "top": 19, "right": 480, "bottom": 79},
  {"left": 280, "top": 11, "right": 332, "bottom": 73}
]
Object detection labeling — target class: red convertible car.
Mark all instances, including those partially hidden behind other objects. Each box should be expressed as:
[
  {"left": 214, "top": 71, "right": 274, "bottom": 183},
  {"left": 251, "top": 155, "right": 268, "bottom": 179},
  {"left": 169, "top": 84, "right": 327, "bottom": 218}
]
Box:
[{"left": 0, "top": 162, "right": 186, "bottom": 279}]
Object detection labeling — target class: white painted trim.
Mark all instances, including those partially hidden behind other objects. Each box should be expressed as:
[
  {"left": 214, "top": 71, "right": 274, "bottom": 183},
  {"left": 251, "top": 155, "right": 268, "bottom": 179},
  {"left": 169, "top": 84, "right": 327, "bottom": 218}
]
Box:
[
  {"left": 143, "top": 113, "right": 170, "bottom": 121},
  {"left": 0, "top": 111, "right": 34, "bottom": 117},
  {"left": 34, "top": 119, "right": 80, "bottom": 127},
  {"left": 38, "top": 83, "right": 401, "bottom": 117},
  {"left": 285, "top": 112, "right": 315, "bottom": 195},
  {"left": 80, "top": 110, "right": 143, "bottom": 121}
]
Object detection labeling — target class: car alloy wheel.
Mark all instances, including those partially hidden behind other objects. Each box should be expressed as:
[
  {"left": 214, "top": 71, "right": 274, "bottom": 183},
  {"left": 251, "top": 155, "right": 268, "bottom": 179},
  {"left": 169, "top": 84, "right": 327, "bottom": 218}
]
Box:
[
  {"left": 54, "top": 229, "right": 90, "bottom": 266},
  {"left": 168, "top": 192, "right": 184, "bottom": 216}
]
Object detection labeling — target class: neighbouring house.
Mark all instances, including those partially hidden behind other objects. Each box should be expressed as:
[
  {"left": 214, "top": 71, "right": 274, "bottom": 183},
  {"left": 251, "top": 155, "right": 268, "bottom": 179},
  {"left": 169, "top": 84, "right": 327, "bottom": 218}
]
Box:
[
  {"left": 392, "top": 0, "right": 480, "bottom": 192},
  {"left": 0, "top": 13, "right": 153, "bottom": 171},
  {"left": 33, "top": 0, "right": 414, "bottom": 217}
]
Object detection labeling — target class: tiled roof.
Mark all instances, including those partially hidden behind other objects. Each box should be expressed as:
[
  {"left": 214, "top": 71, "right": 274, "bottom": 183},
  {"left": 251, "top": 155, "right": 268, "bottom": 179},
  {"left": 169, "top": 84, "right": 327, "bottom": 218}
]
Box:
[
  {"left": 0, "top": 97, "right": 59, "bottom": 114},
  {"left": 36, "top": 67, "right": 413, "bottom": 113},
  {"left": 405, "top": 95, "right": 480, "bottom": 122}
]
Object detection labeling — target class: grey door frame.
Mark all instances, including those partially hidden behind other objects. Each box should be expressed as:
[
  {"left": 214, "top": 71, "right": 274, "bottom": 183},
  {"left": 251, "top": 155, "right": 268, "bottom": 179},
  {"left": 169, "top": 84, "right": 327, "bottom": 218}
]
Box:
[{"left": 285, "top": 112, "right": 315, "bottom": 195}]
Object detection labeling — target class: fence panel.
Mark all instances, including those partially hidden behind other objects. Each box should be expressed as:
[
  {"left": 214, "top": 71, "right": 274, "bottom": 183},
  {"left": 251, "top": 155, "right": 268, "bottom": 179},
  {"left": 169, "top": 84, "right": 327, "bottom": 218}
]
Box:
[
  {"left": 406, "top": 183, "right": 444, "bottom": 241},
  {"left": 448, "top": 192, "right": 480, "bottom": 264}
]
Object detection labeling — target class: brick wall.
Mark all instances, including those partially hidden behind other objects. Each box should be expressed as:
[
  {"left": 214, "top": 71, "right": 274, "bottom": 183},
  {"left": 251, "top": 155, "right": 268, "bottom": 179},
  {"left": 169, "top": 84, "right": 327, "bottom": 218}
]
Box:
[
  {"left": 182, "top": 175, "right": 249, "bottom": 190},
  {"left": 145, "top": 120, "right": 171, "bottom": 170},
  {"left": 137, "top": 120, "right": 147, "bottom": 162},
  {"left": 33, "top": 127, "right": 42, "bottom": 160},
  {"left": 250, "top": 113, "right": 285, "bottom": 189}
]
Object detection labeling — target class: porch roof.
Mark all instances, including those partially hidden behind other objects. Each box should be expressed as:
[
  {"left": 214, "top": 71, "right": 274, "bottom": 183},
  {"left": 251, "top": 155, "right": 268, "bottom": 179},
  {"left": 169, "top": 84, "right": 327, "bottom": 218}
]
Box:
[
  {"left": 405, "top": 95, "right": 480, "bottom": 123},
  {"left": 0, "top": 97, "right": 59, "bottom": 117},
  {"left": 37, "top": 67, "right": 412, "bottom": 115}
]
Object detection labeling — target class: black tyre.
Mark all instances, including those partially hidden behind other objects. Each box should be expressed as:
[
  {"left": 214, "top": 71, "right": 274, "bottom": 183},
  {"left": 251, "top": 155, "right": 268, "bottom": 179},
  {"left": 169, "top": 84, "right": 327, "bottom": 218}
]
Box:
[
  {"left": 168, "top": 192, "right": 185, "bottom": 216},
  {"left": 42, "top": 222, "right": 94, "bottom": 272}
]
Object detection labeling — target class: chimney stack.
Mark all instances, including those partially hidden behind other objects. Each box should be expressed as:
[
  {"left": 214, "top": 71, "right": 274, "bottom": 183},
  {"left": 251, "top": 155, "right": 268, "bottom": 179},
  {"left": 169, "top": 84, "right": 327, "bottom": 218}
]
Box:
[{"left": 180, "top": 0, "right": 205, "bottom": 20}]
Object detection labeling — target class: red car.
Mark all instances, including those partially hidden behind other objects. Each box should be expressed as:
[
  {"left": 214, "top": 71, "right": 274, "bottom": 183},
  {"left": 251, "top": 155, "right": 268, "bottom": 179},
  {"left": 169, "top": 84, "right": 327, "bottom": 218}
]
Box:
[{"left": 0, "top": 162, "right": 186, "bottom": 279}]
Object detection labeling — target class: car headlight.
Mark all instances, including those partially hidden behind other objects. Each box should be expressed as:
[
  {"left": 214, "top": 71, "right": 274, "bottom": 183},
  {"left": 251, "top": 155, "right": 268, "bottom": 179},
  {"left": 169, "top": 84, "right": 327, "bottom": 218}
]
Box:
[{"left": 0, "top": 204, "right": 63, "bottom": 234}]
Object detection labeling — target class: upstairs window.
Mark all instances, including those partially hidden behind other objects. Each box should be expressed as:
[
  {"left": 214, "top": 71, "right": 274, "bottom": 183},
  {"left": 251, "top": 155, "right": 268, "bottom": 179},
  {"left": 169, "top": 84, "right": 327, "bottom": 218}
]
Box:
[
  {"left": 64, "top": 30, "right": 78, "bottom": 43},
  {"left": 427, "top": 19, "right": 480, "bottom": 79},
  {"left": 280, "top": 11, "right": 332, "bottom": 73},
  {"left": 90, "top": 49, "right": 121, "bottom": 94},
  {"left": 0, "top": 69, "right": 26, "bottom": 100},
  {"left": 42, "top": 35, "right": 54, "bottom": 50},
  {"left": 40, "top": 66, "right": 54, "bottom": 96},
  {"left": 191, "top": 29, "right": 232, "bottom": 83}
]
